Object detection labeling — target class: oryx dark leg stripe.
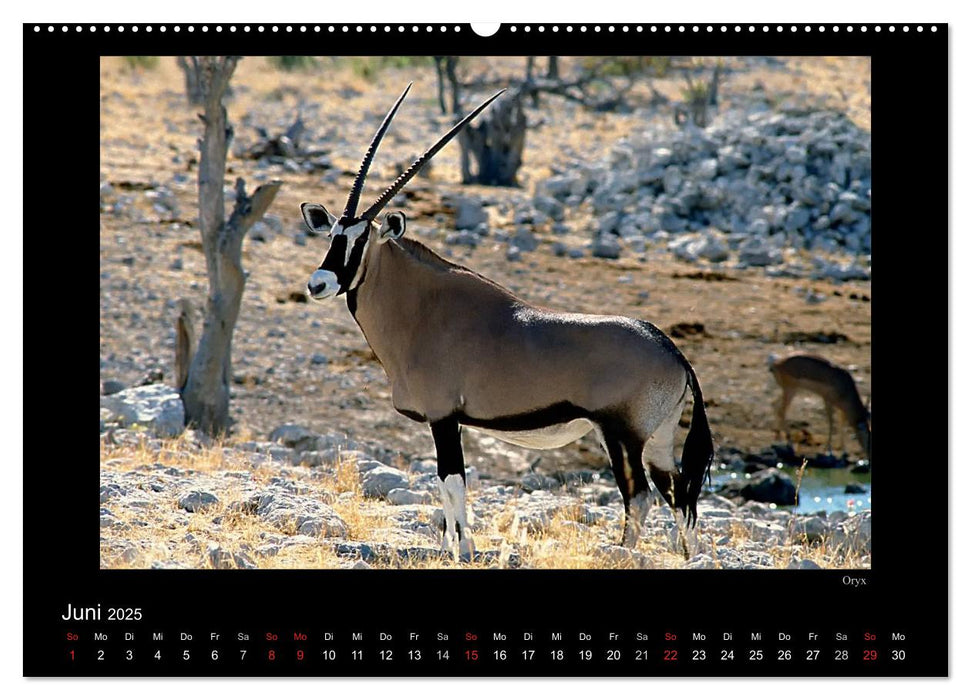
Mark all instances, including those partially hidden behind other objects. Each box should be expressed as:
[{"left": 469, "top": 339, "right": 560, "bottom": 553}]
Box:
[
  {"left": 620, "top": 438, "right": 652, "bottom": 548},
  {"left": 431, "top": 417, "right": 473, "bottom": 559},
  {"left": 623, "top": 439, "right": 650, "bottom": 498},
  {"left": 603, "top": 435, "right": 630, "bottom": 507},
  {"left": 431, "top": 418, "right": 464, "bottom": 482}
]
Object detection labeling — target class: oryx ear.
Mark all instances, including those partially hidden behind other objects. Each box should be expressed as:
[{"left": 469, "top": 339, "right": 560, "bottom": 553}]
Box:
[
  {"left": 301, "top": 202, "right": 336, "bottom": 234},
  {"left": 379, "top": 211, "right": 407, "bottom": 241}
]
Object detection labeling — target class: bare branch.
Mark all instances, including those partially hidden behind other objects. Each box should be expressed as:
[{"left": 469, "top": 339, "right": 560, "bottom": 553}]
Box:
[{"left": 225, "top": 178, "right": 283, "bottom": 246}]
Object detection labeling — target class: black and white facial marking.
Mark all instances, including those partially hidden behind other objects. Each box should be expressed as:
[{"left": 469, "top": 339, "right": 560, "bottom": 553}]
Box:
[{"left": 303, "top": 203, "right": 407, "bottom": 302}]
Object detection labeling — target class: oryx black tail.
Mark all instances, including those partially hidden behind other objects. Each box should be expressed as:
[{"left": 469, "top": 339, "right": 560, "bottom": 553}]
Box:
[{"left": 678, "top": 362, "right": 714, "bottom": 527}]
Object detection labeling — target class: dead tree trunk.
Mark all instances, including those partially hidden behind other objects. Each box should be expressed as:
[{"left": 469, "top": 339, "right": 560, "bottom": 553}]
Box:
[
  {"left": 444, "top": 56, "right": 461, "bottom": 114},
  {"left": 546, "top": 56, "right": 559, "bottom": 80},
  {"left": 707, "top": 61, "right": 721, "bottom": 108},
  {"left": 458, "top": 90, "right": 526, "bottom": 186},
  {"left": 179, "top": 56, "right": 281, "bottom": 434},
  {"left": 433, "top": 56, "right": 460, "bottom": 115},
  {"left": 176, "top": 56, "right": 205, "bottom": 106},
  {"left": 524, "top": 57, "right": 540, "bottom": 108},
  {"left": 433, "top": 57, "right": 448, "bottom": 114}
]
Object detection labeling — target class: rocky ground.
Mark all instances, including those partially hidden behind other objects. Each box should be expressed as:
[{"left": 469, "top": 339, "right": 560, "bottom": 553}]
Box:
[
  {"left": 99, "top": 417, "right": 871, "bottom": 570},
  {"left": 100, "top": 56, "right": 872, "bottom": 569}
]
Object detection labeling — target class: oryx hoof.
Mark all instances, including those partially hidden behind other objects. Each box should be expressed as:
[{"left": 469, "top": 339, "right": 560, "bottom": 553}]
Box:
[
  {"left": 458, "top": 536, "right": 477, "bottom": 563},
  {"left": 440, "top": 530, "right": 455, "bottom": 558}
]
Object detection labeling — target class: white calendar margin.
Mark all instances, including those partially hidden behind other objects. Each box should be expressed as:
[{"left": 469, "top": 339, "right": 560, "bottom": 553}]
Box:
[{"left": 3, "top": 0, "right": 965, "bottom": 697}]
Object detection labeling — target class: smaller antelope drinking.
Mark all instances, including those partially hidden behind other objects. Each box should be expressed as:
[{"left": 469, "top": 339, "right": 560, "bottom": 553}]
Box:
[{"left": 769, "top": 353, "right": 871, "bottom": 460}]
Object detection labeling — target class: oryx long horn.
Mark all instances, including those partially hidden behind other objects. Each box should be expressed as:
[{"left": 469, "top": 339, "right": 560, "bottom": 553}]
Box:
[
  {"left": 361, "top": 89, "right": 506, "bottom": 220},
  {"left": 343, "top": 82, "right": 413, "bottom": 219}
]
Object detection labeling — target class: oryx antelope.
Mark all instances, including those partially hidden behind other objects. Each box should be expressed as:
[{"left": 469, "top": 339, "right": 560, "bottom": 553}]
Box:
[
  {"left": 302, "top": 85, "right": 714, "bottom": 557},
  {"left": 769, "top": 353, "right": 871, "bottom": 460}
]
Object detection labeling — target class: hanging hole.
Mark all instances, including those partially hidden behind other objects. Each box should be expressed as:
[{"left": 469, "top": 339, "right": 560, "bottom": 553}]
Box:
[{"left": 470, "top": 23, "right": 500, "bottom": 37}]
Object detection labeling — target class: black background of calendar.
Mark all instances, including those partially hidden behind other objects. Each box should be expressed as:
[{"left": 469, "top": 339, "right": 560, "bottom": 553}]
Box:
[{"left": 23, "top": 22, "right": 948, "bottom": 677}]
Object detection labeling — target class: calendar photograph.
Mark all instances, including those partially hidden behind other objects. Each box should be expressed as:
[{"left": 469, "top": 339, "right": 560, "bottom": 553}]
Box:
[{"left": 99, "top": 52, "right": 872, "bottom": 572}]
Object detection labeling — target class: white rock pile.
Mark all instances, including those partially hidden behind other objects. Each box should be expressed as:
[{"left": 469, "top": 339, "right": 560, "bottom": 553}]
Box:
[{"left": 536, "top": 108, "right": 871, "bottom": 279}]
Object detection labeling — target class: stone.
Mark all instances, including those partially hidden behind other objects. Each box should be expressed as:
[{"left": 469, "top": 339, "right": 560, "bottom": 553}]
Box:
[
  {"left": 206, "top": 543, "right": 234, "bottom": 569},
  {"left": 386, "top": 488, "right": 434, "bottom": 506},
  {"left": 598, "top": 212, "right": 621, "bottom": 236},
  {"left": 509, "top": 228, "right": 538, "bottom": 252},
  {"left": 361, "top": 466, "right": 410, "bottom": 498},
  {"left": 835, "top": 511, "right": 871, "bottom": 550},
  {"left": 785, "top": 205, "right": 812, "bottom": 231},
  {"left": 742, "top": 469, "right": 797, "bottom": 505},
  {"left": 651, "top": 147, "right": 673, "bottom": 166},
  {"left": 409, "top": 459, "right": 439, "bottom": 475},
  {"left": 792, "top": 515, "right": 830, "bottom": 543},
  {"left": 718, "top": 468, "right": 797, "bottom": 505},
  {"left": 521, "top": 473, "right": 560, "bottom": 492},
  {"left": 444, "top": 231, "right": 480, "bottom": 247},
  {"left": 453, "top": 197, "right": 488, "bottom": 230},
  {"left": 673, "top": 230, "right": 730, "bottom": 263},
  {"left": 749, "top": 219, "right": 770, "bottom": 238},
  {"left": 591, "top": 236, "right": 621, "bottom": 260},
  {"left": 233, "top": 550, "right": 259, "bottom": 570},
  {"left": 540, "top": 175, "right": 582, "bottom": 200},
  {"left": 694, "top": 158, "right": 718, "bottom": 181},
  {"left": 255, "top": 491, "right": 348, "bottom": 538},
  {"left": 248, "top": 221, "right": 273, "bottom": 242},
  {"left": 100, "top": 483, "right": 127, "bottom": 504},
  {"left": 310, "top": 353, "right": 329, "bottom": 366},
  {"left": 786, "top": 558, "right": 822, "bottom": 570},
  {"left": 268, "top": 424, "right": 320, "bottom": 453},
  {"left": 784, "top": 145, "right": 808, "bottom": 164},
  {"left": 533, "top": 194, "right": 565, "bottom": 221},
  {"left": 825, "top": 261, "right": 870, "bottom": 281},
  {"left": 101, "top": 379, "right": 126, "bottom": 396},
  {"left": 178, "top": 490, "right": 219, "bottom": 513},
  {"left": 100, "top": 384, "right": 185, "bottom": 438},
  {"left": 830, "top": 201, "right": 860, "bottom": 224},
  {"left": 738, "top": 239, "right": 782, "bottom": 267},
  {"left": 662, "top": 166, "right": 683, "bottom": 195},
  {"left": 598, "top": 544, "right": 651, "bottom": 569},
  {"left": 669, "top": 234, "right": 700, "bottom": 263},
  {"left": 686, "top": 554, "right": 717, "bottom": 569},
  {"left": 336, "top": 542, "right": 376, "bottom": 561}
]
